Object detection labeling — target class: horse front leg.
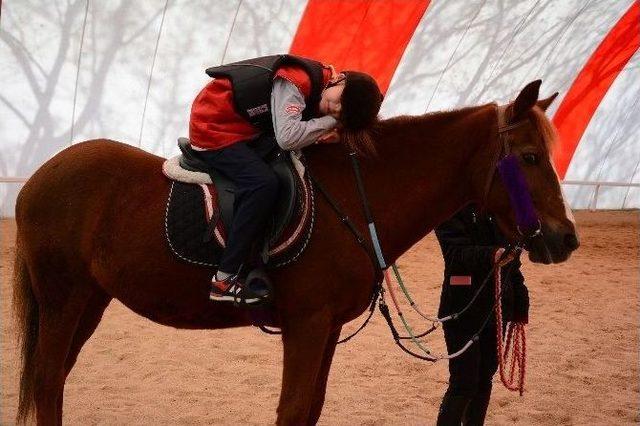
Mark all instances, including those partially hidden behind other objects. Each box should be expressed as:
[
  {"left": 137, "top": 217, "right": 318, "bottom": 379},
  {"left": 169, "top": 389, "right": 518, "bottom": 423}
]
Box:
[
  {"left": 307, "top": 325, "right": 342, "bottom": 425},
  {"left": 276, "top": 310, "right": 334, "bottom": 425}
]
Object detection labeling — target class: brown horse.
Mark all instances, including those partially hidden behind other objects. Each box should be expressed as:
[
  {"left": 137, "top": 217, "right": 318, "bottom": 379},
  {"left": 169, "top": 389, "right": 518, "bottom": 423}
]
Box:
[{"left": 13, "top": 80, "right": 578, "bottom": 425}]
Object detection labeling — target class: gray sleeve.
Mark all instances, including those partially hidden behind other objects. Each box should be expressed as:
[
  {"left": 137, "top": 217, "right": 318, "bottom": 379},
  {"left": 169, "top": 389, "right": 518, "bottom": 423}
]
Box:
[{"left": 271, "top": 78, "right": 337, "bottom": 151}]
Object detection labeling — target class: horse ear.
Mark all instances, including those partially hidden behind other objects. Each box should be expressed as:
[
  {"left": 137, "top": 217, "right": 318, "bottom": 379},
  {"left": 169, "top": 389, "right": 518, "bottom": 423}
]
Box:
[
  {"left": 537, "top": 92, "right": 559, "bottom": 111},
  {"left": 512, "top": 80, "right": 542, "bottom": 120}
]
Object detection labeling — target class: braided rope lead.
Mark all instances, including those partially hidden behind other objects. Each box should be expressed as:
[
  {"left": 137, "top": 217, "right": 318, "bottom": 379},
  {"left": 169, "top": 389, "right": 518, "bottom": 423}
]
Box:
[{"left": 494, "top": 252, "right": 527, "bottom": 395}]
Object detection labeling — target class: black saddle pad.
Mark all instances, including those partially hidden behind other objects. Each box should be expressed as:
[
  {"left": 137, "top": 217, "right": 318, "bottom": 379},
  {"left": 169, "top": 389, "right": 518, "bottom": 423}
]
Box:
[
  {"left": 164, "top": 178, "right": 314, "bottom": 269},
  {"left": 165, "top": 182, "right": 221, "bottom": 267}
]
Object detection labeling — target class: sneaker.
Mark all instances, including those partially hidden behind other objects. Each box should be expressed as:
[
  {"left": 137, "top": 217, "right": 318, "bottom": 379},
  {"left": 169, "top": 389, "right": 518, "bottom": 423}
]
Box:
[{"left": 209, "top": 275, "right": 262, "bottom": 305}]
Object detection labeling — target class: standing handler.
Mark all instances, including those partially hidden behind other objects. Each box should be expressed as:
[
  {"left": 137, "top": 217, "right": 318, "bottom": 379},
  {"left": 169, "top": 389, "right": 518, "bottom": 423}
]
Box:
[{"left": 435, "top": 204, "right": 530, "bottom": 425}]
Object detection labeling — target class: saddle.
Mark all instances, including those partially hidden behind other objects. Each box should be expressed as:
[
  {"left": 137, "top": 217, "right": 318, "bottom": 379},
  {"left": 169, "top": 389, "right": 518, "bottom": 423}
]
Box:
[{"left": 162, "top": 138, "right": 314, "bottom": 269}]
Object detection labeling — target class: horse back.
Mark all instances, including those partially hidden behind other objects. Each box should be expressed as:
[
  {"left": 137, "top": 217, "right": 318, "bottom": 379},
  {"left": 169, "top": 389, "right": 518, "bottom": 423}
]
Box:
[{"left": 17, "top": 139, "right": 165, "bottom": 219}]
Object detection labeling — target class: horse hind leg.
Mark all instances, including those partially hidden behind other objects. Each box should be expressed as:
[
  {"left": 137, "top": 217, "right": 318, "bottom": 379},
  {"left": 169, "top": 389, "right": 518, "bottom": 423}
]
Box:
[
  {"left": 34, "top": 286, "right": 97, "bottom": 426},
  {"left": 16, "top": 253, "right": 98, "bottom": 426},
  {"left": 64, "top": 287, "right": 112, "bottom": 376},
  {"left": 59, "top": 288, "right": 112, "bottom": 421}
]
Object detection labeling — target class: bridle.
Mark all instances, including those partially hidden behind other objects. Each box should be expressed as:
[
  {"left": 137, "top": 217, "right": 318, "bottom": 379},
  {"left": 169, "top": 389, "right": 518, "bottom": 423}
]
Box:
[
  {"left": 482, "top": 104, "right": 519, "bottom": 203},
  {"left": 483, "top": 104, "right": 543, "bottom": 243}
]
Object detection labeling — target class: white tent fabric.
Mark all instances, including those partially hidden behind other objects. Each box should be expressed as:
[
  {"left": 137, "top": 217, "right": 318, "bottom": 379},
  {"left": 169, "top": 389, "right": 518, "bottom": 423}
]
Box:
[{"left": 1, "top": 0, "right": 638, "bottom": 216}]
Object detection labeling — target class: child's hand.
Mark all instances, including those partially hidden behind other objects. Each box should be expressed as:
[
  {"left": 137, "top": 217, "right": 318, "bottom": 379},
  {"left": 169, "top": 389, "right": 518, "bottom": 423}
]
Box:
[{"left": 317, "top": 128, "right": 340, "bottom": 144}]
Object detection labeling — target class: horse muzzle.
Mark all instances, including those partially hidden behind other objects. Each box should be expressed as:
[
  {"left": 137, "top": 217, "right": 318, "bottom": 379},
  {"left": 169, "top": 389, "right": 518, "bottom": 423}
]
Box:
[{"left": 525, "top": 224, "right": 579, "bottom": 264}]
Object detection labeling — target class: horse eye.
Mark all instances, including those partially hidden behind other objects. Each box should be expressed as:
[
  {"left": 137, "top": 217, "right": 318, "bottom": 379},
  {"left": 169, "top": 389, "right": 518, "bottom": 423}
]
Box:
[{"left": 522, "top": 153, "right": 538, "bottom": 165}]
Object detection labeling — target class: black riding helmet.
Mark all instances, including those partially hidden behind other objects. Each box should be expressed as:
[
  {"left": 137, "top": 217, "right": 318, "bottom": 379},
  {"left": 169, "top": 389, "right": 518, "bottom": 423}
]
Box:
[{"left": 340, "top": 71, "right": 384, "bottom": 131}]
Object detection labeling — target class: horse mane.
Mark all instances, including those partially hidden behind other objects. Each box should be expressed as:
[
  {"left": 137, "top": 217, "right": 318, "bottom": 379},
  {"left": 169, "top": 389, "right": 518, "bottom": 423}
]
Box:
[
  {"left": 342, "top": 127, "right": 378, "bottom": 156},
  {"left": 529, "top": 106, "right": 559, "bottom": 153},
  {"left": 376, "top": 105, "right": 486, "bottom": 130},
  {"left": 354, "top": 104, "right": 558, "bottom": 156},
  {"left": 340, "top": 108, "right": 456, "bottom": 156},
  {"left": 357, "top": 105, "right": 492, "bottom": 156}
]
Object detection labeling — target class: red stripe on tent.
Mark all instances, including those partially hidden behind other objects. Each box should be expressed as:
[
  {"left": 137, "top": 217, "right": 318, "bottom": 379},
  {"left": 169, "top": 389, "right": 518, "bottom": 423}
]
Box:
[
  {"left": 553, "top": 2, "right": 640, "bottom": 178},
  {"left": 289, "top": 0, "right": 431, "bottom": 94}
]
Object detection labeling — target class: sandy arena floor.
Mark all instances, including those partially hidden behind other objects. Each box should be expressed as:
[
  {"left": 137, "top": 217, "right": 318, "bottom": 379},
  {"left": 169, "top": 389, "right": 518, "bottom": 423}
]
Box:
[{"left": 1, "top": 211, "right": 638, "bottom": 425}]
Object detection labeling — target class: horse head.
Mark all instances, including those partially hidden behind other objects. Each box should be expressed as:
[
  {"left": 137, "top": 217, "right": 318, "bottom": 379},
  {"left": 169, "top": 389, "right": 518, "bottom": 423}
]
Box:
[{"left": 480, "top": 80, "right": 579, "bottom": 264}]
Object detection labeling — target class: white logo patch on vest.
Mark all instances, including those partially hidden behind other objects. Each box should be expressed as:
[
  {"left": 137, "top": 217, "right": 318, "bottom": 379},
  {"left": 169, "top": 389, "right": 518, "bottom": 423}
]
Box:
[{"left": 247, "top": 104, "right": 269, "bottom": 117}]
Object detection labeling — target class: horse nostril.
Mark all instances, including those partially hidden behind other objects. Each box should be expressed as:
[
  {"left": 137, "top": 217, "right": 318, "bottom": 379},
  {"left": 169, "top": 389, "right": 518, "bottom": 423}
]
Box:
[{"left": 564, "top": 233, "right": 580, "bottom": 251}]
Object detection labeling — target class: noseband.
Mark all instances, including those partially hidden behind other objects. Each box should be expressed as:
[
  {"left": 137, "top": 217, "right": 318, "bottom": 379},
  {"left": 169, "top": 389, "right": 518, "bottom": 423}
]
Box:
[{"left": 482, "top": 105, "right": 542, "bottom": 242}]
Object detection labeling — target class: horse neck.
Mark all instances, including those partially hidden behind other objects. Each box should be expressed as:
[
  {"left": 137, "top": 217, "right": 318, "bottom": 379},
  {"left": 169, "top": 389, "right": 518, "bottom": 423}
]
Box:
[{"left": 357, "top": 104, "right": 497, "bottom": 262}]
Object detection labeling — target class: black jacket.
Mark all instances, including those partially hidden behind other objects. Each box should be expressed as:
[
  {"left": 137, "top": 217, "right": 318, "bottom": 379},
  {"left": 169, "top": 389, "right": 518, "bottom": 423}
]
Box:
[
  {"left": 435, "top": 205, "right": 529, "bottom": 327},
  {"left": 205, "top": 54, "right": 325, "bottom": 134}
]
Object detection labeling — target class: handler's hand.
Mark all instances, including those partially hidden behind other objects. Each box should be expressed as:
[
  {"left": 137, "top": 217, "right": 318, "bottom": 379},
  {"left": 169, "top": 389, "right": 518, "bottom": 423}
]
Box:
[{"left": 494, "top": 247, "right": 518, "bottom": 267}]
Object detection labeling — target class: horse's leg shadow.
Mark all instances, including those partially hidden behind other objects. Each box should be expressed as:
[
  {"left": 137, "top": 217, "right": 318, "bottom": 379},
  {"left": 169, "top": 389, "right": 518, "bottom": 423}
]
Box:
[
  {"left": 276, "top": 310, "right": 335, "bottom": 425},
  {"left": 307, "top": 326, "right": 342, "bottom": 425}
]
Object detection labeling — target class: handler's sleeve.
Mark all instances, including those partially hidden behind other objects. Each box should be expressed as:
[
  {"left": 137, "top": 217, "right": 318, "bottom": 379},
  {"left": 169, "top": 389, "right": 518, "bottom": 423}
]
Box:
[
  {"left": 435, "top": 211, "right": 496, "bottom": 273},
  {"left": 271, "top": 78, "right": 338, "bottom": 151},
  {"left": 510, "top": 263, "right": 525, "bottom": 287}
]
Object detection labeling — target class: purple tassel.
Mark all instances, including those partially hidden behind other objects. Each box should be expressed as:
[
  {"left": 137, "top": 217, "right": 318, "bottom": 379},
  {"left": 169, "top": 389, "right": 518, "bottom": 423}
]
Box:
[{"left": 497, "top": 154, "right": 539, "bottom": 231}]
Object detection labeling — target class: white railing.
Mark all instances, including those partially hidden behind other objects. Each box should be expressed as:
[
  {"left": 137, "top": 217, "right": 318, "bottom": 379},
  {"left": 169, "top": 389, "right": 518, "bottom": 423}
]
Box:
[
  {"left": 2, "top": 178, "right": 639, "bottom": 210},
  {"left": 0, "top": 177, "right": 29, "bottom": 183},
  {"left": 561, "top": 180, "right": 640, "bottom": 210}
]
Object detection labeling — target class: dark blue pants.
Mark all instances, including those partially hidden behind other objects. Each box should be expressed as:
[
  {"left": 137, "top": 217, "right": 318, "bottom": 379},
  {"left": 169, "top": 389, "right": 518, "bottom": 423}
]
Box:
[
  {"left": 443, "top": 318, "right": 498, "bottom": 398},
  {"left": 437, "top": 319, "right": 499, "bottom": 425},
  {"left": 195, "top": 136, "right": 279, "bottom": 273}
]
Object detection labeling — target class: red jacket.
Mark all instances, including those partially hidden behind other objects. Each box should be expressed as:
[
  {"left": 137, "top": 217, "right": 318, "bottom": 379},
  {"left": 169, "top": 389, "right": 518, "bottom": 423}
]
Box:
[{"left": 189, "top": 65, "right": 332, "bottom": 151}]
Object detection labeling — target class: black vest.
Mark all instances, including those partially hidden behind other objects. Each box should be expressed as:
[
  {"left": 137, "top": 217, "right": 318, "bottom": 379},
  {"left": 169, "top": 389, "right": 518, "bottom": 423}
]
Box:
[{"left": 205, "top": 54, "right": 325, "bottom": 134}]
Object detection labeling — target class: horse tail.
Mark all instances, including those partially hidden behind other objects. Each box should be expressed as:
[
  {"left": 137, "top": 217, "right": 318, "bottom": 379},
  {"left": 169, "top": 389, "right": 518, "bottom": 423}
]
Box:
[{"left": 13, "top": 241, "right": 38, "bottom": 424}]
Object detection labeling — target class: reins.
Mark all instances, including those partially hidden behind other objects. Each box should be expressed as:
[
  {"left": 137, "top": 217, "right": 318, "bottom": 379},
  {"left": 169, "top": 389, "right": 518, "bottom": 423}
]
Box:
[
  {"left": 312, "top": 164, "right": 523, "bottom": 356},
  {"left": 340, "top": 104, "right": 536, "bottom": 394},
  {"left": 370, "top": 104, "right": 537, "bottom": 392},
  {"left": 378, "top": 248, "right": 522, "bottom": 361}
]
